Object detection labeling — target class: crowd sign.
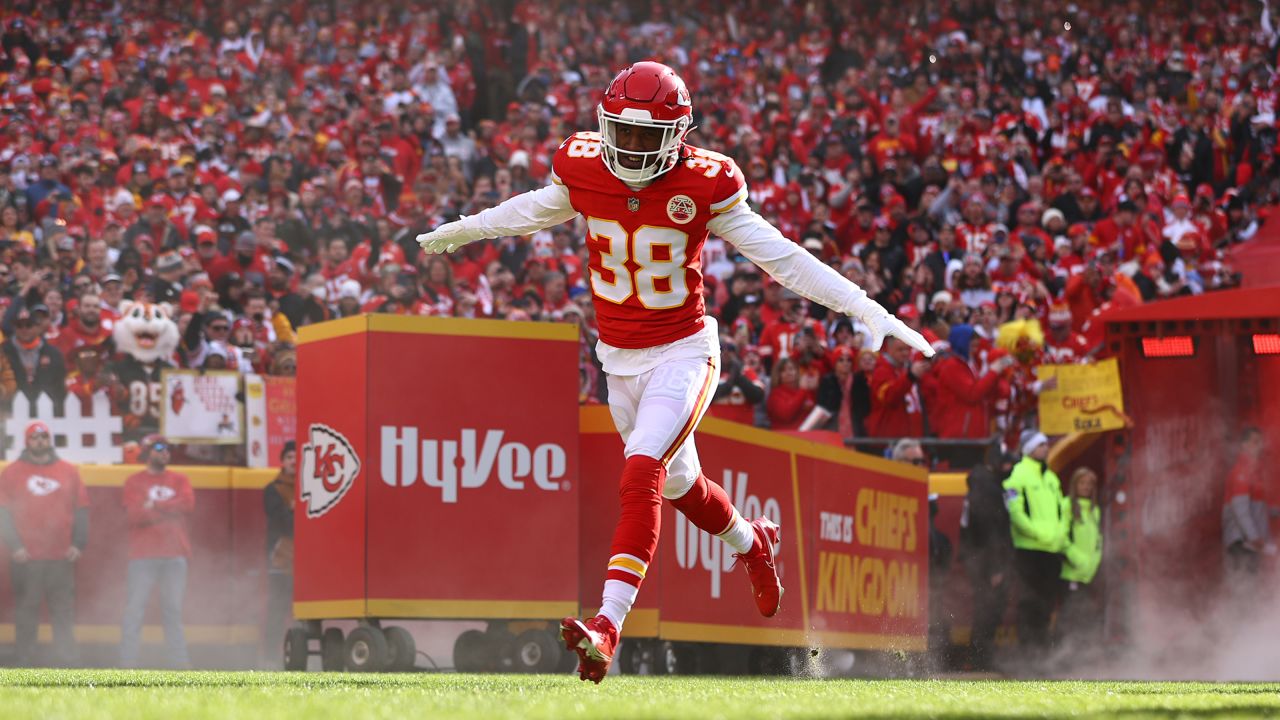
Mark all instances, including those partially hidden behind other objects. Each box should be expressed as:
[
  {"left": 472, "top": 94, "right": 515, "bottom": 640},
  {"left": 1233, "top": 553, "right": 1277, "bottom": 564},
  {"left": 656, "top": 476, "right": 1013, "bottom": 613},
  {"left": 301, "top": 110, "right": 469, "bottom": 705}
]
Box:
[
  {"left": 161, "top": 369, "right": 245, "bottom": 444},
  {"left": 1037, "top": 359, "right": 1127, "bottom": 435},
  {"left": 245, "top": 375, "right": 297, "bottom": 468}
]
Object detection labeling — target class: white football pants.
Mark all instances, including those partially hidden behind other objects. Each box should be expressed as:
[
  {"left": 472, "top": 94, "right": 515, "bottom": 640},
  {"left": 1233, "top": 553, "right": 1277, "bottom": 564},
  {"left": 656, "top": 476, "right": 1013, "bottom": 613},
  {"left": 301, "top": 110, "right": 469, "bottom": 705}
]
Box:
[{"left": 605, "top": 354, "right": 720, "bottom": 500}]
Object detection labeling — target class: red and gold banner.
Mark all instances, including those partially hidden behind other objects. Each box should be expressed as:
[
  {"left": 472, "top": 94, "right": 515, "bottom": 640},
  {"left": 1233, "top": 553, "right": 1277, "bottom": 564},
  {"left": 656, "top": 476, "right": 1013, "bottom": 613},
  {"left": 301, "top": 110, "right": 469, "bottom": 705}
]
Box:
[
  {"left": 578, "top": 407, "right": 928, "bottom": 651},
  {"left": 803, "top": 453, "right": 928, "bottom": 650},
  {"left": 265, "top": 377, "right": 296, "bottom": 466}
]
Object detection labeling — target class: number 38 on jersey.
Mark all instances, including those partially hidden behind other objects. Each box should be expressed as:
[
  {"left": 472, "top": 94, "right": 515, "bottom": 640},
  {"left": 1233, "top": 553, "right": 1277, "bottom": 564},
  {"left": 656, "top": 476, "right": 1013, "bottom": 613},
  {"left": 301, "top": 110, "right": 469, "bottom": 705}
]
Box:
[
  {"left": 551, "top": 129, "right": 747, "bottom": 347},
  {"left": 587, "top": 219, "right": 690, "bottom": 310}
]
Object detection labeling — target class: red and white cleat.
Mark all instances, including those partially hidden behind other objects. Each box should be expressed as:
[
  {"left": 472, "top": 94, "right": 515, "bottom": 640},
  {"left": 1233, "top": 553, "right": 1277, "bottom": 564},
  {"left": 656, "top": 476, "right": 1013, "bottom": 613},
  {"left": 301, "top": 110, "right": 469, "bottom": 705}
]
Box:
[
  {"left": 734, "top": 517, "right": 783, "bottom": 617},
  {"left": 559, "top": 615, "right": 618, "bottom": 684}
]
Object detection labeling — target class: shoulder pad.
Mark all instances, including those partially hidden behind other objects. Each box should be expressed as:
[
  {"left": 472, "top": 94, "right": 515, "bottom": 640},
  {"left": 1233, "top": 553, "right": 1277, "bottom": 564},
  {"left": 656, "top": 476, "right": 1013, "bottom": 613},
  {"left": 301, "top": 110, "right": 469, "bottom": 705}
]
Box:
[
  {"left": 553, "top": 132, "right": 605, "bottom": 186},
  {"left": 682, "top": 145, "right": 736, "bottom": 177},
  {"left": 558, "top": 131, "right": 603, "bottom": 152}
]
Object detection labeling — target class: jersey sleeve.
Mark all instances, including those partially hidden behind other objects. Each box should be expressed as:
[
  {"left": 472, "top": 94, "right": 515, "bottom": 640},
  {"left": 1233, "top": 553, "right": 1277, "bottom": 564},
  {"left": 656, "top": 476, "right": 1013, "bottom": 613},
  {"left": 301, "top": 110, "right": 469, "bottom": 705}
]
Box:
[
  {"left": 709, "top": 156, "right": 748, "bottom": 215},
  {"left": 451, "top": 183, "right": 578, "bottom": 241},
  {"left": 551, "top": 132, "right": 604, "bottom": 189},
  {"left": 708, "top": 200, "right": 880, "bottom": 320}
]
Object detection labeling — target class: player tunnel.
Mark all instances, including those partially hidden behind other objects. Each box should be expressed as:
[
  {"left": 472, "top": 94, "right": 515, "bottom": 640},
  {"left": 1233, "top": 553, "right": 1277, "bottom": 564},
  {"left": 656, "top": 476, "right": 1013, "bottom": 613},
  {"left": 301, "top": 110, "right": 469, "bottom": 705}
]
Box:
[{"left": 1102, "top": 286, "right": 1280, "bottom": 645}]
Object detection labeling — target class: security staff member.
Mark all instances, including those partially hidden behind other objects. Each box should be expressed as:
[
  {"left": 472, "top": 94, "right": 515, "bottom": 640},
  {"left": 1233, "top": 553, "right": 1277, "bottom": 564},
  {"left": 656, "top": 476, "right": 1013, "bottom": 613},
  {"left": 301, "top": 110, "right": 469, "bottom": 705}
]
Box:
[
  {"left": 1057, "top": 467, "right": 1102, "bottom": 657},
  {"left": 1003, "top": 431, "right": 1066, "bottom": 661}
]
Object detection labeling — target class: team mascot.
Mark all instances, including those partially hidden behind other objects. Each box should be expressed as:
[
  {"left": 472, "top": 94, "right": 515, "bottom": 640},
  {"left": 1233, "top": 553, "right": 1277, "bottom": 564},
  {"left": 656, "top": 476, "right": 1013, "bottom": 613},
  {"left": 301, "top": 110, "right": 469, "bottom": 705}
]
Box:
[
  {"left": 112, "top": 301, "right": 180, "bottom": 442},
  {"left": 994, "top": 318, "right": 1046, "bottom": 453}
]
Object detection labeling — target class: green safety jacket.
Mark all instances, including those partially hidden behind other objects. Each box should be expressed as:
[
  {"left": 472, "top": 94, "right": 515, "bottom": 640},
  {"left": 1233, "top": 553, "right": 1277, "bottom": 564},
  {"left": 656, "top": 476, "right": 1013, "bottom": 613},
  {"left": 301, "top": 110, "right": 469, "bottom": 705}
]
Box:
[
  {"left": 1060, "top": 497, "right": 1102, "bottom": 584},
  {"left": 1002, "top": 456, "right": 1066, "bottom": 553}
]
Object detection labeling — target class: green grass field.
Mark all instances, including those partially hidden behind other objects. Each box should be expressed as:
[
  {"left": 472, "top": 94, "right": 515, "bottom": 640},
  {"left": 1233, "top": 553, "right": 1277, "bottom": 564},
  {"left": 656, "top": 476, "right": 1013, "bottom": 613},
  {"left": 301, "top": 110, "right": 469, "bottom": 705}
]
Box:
[{"left": 1, "top": 670, "right": 1277, "bottom": 719}]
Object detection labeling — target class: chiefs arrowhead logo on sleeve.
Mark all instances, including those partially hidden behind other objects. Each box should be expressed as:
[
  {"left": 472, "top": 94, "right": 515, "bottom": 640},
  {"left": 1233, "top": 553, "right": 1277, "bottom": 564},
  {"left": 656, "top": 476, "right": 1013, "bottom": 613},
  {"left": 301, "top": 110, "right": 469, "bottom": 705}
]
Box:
[{"left": 300, "top": 424, "right": 361, "bottom": 518}]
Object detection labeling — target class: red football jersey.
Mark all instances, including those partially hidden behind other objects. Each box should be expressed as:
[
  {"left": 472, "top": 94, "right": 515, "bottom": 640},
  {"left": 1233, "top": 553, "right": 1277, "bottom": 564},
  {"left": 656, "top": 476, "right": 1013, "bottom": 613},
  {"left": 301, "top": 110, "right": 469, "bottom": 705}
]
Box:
[
  {"left": 1043, "top": 332, "right": 1091, "bottom": 364},
  {"left": 552, "top": 132, "right": 747, "bottom": 349}
]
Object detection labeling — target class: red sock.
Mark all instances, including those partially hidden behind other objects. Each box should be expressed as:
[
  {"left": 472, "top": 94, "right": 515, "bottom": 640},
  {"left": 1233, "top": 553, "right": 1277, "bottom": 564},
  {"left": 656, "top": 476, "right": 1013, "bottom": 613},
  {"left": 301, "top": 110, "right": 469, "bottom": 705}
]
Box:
[
  {"left": 671, "top": 473, "right": 759, "bottom": 555},
  {"left": 605, "top": 455, "right": 666, "bottom": 588},
  {"left": 671, "top": 473, "right": 735, "bottom": 535}
]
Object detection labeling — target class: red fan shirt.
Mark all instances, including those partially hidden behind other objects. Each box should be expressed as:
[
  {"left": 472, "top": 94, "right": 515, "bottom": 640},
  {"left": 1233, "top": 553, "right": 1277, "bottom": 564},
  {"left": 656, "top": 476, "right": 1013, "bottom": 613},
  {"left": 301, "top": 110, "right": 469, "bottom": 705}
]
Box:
[
  {"left": 0, "top": 458, "right": 88, "bottom": 560},
  {"left": 122, "top": 469, "right": 194, "bottom": 559}
]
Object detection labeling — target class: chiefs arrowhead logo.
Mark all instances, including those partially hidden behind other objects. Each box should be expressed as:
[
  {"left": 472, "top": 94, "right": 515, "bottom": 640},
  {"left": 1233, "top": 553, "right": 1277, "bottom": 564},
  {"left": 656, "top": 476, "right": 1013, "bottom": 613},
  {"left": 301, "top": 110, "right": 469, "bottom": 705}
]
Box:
[
  {"left": 148, "top": 485, "right": 177, "bottom": 502},
  {"left": 171, "top": 381, "right": 186, "bottom": 415},
  {"left": 27, "top": 476, "right": 60, "bottom": 497},
  {"left": 300, "top": 424, "right": 360, "bottom": 519}
]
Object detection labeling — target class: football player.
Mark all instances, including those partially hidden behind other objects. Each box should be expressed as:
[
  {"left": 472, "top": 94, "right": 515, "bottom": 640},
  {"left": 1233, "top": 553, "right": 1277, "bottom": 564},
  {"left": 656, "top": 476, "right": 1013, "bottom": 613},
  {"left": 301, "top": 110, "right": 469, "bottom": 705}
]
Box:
[{"left": 418, "top": 62, "right": 933, "bottom": 683}]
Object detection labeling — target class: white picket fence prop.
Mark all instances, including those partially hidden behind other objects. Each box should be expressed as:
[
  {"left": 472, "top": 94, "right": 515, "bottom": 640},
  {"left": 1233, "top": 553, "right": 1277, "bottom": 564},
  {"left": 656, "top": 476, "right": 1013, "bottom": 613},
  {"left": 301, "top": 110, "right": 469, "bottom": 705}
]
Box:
[{"left": 5, "top": 392, "right": 124, "bottom": 463}]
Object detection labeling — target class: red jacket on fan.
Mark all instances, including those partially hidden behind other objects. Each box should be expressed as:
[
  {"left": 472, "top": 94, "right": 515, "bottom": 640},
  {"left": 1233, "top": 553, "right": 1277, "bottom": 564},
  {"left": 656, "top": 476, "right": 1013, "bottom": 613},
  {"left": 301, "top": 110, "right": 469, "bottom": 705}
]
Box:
[
  {"left": 865, "top": 356, "right": 924, "bottom": 439},
  {"left": 52, "top": 314, "right": 113, "bottom": 360},
  {"left": 928, "top": 355, "right": 999, "bottom": 439},
  {"left": 122, "top": 469, "right": 194, "bottom": 559},
  {"left": 0, "top": 456, "right": 88, "bottom": 560},
  {"left": 766, "top": 383, "right": 815, "bottom": 430}
]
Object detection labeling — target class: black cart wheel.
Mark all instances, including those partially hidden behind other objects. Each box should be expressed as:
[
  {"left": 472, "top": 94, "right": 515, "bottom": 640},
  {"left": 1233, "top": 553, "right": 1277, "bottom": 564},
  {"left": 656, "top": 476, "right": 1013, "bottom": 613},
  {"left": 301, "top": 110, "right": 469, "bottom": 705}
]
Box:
[
  {"left": 383, "top": 626, "right": 417, "bottom": 672},
  {"left": 344, "top": 626, "right": 389, "bottom": 672},
  {"left": 656, "top": 641, "right": 697, "bottom": 675},
  {"left": 557, "top": 638, "right": 580, "bottom": 674},
  {"left": 283, "top": 627, "right": 310, "bottom": 671},
  {"left": 453, "top": 629, "right": 492, "bottom": 673},
  {"left": 748, "top": 646, "right": 806, "bottom": 676},
  {"left": 321, "top": 628, "right": 345, "bottom": 672},
  {"left": 617, "top": 639, "right": 656, "bottom": 675},
  {"left": 490, "top": 633, "right": 518, "bottom": 673},
  {"left": 509, "top": 629, "right": 560, "bottom": 674}
]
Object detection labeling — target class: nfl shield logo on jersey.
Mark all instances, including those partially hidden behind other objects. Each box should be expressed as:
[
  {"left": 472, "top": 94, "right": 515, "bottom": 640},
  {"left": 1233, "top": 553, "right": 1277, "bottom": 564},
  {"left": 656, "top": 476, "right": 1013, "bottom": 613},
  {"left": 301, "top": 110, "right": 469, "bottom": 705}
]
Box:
[
  {"left": 666, "top": 194, "right": 695, "bottom": 224},
  {"left": 627, "top": 197, "right": 640, "bottom": 213}
]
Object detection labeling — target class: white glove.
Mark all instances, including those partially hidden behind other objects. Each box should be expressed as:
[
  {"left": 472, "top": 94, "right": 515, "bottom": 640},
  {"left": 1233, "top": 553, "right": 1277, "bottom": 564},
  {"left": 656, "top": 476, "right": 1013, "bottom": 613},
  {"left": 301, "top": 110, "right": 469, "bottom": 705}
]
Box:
[
  {"left": 416, "top": 218, "right": 475, "bottom": 255},
  {"left": 991, "top": 355, "right": 1015, "bottom": 373},
  {"left": 859, "top": 305, "right": 935, "bottom": 357}
]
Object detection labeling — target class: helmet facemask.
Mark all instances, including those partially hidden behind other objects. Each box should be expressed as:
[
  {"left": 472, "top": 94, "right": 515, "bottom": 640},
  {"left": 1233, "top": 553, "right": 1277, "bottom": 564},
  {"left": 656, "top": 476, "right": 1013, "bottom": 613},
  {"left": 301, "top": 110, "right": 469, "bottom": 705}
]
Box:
[{"left": 597, "top": 105, "right": 690, "bottom": 185}]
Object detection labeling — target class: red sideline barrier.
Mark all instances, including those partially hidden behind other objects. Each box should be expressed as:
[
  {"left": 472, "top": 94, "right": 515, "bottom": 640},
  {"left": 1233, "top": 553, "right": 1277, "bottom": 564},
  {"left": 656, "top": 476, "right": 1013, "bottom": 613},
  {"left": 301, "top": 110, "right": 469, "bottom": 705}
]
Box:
[
  {"left": 581, "top": 406, "right": 928, "bottom": 652},
  {"left": 0, "top": 465, "right": 274, "bottom": 650},
  {"left": 292, "top": 314, "right": 927, "bottom": 653}
]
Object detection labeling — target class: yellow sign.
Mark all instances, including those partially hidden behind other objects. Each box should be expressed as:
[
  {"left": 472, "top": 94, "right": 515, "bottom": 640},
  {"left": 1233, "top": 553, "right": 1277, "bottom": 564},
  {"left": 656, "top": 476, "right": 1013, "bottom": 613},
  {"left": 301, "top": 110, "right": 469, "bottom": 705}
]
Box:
[{"left": 1037, "top": 358, "right": 1127, "bottom": 435}]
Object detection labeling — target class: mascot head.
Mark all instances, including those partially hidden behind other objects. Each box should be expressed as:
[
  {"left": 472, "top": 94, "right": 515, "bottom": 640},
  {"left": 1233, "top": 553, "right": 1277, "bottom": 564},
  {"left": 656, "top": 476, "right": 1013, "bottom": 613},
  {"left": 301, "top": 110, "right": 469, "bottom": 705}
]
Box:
[
  {"left": 995, "top": 318, "right": 1045, "bottom": 366},
  {"left": 113, "top": 301, "right": 180, "bottom": 364}
]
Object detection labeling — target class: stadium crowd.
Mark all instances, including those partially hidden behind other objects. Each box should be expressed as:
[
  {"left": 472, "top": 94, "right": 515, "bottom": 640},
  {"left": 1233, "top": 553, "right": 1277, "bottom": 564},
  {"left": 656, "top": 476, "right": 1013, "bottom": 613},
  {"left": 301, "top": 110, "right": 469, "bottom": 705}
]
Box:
[{"left": 0, "top": 0, "right": 1275, "bottom": 461}]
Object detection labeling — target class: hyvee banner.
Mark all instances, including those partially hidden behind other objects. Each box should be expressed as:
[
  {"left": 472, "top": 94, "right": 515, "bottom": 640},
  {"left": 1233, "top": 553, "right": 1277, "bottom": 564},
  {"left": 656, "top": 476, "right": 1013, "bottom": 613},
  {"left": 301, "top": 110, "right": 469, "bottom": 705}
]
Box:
[
  {"left": 161, "top": 369, "right": 244, "bottom": 444},
  {"left": 1038, "top": 358, "right": 1127, "bottom": 435},
  {"left": 293, "top": 316, "right": 580, "bottom": 620},
  {"left": 245, "top": 375, "right": 297, "bottom": 467}
]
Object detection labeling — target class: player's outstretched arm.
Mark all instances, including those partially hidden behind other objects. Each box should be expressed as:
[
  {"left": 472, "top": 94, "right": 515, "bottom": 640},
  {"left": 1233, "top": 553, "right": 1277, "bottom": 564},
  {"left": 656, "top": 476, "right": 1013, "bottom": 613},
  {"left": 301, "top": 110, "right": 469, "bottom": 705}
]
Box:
[
  {"left": 708, "top": 203, "right": 935, "bottom": 357},
  {"left": 417, "top": 183, "right": 579, "bottom": 255}
]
